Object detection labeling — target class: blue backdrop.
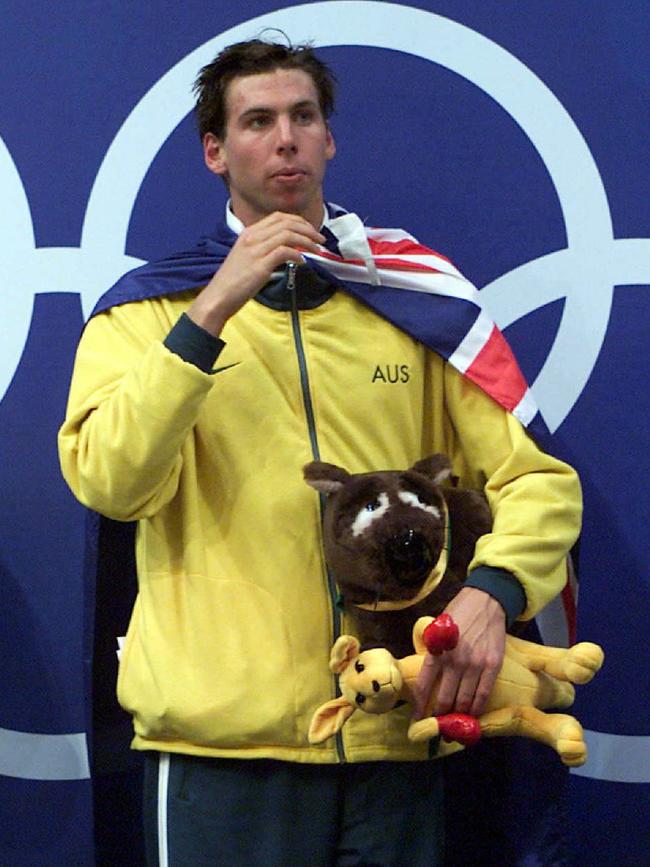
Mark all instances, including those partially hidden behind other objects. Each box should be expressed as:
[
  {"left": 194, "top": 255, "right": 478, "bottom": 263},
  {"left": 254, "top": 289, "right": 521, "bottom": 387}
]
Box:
[{"left": 2, "top": 2, "right": 649, "bottom": 864}]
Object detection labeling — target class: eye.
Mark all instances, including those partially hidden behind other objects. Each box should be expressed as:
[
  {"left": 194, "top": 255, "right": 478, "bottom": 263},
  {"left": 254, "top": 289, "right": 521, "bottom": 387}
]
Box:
[
  {"left": 355, "top": 693, "right": 366, "bottom": 706},
  {"left": 248, "top": 114, "right": 271, "bottom": 129},
  {"left": 350, "top": 492, "right": 389, "bottom": 538},
  {"left": 412, "top": 489, "right": 434, "bottom": 506},
  {"left": 295, "top": 108, "right": 316, "bottom": 124},
  {"left": 355, "top": 660, "right": 365, "bottom": 673}
]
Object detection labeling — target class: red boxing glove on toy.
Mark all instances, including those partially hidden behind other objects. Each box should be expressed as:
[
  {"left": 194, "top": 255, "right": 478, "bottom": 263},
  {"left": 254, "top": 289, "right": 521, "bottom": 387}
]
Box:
[
  {"left": 422, "top": 613, "right": 460, "bottom": 655},
  {"left": 437, "top": 713, "right": 482, "bottom": 746}
]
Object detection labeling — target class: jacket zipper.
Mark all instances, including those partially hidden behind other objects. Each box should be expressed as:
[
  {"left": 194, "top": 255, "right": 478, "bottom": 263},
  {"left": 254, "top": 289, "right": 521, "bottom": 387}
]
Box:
[{"left": 289, "top": 268, "right": 346, "bottom": 763}]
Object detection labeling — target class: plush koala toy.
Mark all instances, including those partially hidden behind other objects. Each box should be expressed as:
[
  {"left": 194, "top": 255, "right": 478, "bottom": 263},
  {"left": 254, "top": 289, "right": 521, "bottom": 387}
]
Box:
[{"left": 303, "top": 454, "right": 491, "bottom": 657}]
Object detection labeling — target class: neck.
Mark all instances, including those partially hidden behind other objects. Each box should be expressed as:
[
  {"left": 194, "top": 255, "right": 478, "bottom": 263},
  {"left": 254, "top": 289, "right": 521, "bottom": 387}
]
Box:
[{"left": 229, "top": 195, "right": 326, "bottom": 231}]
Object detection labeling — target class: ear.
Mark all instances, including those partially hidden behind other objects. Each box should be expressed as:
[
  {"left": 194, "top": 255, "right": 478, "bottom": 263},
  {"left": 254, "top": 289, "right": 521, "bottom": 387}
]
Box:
[
  {"left": 325, "top": 126, "right": 336, "bottom": 161},
  {"left": 303, "top": 461, "right": 351, "bottom": 495},
  {"left": 308, "top": 697, "right": 356, "bottom": 744},
  {"left": 203, "top": 132, "right": 228, "bottom": 177},
  {"left": 410, "top": 454, "right": 456, "bottom": 486},
  {"left": 412, "top": 616, "right": 435, "bottom": 655},
  {"left": 329, "top": 635, "right": 361, "bottom": 674}
]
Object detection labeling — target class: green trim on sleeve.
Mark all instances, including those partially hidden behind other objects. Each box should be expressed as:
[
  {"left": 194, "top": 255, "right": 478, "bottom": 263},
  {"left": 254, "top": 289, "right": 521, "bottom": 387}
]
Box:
[
  {"left": 164, "top": 313, "right": 225, "bottom": 373},
  {"left": 465, "top": 567, "right": 526, "bottom": 628}
]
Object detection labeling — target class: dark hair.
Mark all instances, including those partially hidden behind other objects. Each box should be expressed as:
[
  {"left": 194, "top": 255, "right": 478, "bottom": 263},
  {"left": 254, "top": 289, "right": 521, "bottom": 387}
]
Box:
[{"left": 193, "top": 38, "right": 336, "bottom": 140}]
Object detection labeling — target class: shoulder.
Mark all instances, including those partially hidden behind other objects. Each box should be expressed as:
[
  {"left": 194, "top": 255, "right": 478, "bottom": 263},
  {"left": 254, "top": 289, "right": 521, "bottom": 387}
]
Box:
[{"left": 90, "top": 233, "right": 232, "bottom": 318}]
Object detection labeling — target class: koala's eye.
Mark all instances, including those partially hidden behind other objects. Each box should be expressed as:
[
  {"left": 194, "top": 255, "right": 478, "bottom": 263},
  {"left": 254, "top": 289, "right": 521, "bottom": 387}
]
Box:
[
  {"left": 355, "top": 693, "right": 366, "bottom": 706},
  {"left": 355, "top": 660, "right": 365, "bottom": 673},
  {"left": 365, "top": 498, "right": 381, "bottom": 512},
  {"left": 411, "top": 489, "right": 434, "bottom": 506}
]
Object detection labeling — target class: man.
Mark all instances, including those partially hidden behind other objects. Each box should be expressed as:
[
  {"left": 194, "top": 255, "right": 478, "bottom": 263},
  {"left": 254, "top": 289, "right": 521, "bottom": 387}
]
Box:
[{"left": 59, "top": 40, "right": 581, "bottom": 866}]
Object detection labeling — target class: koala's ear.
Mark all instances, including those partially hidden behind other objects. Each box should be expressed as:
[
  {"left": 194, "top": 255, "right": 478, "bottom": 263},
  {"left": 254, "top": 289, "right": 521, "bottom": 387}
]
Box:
[
  {"left": 410, "top": 454, "right": 457, "bottom": 486},
  {"left": 303, "top": 461, "right": 351, "bottom": 494},
  {"left": 329, "top": 635, "right": 362, "bottom": 674}
]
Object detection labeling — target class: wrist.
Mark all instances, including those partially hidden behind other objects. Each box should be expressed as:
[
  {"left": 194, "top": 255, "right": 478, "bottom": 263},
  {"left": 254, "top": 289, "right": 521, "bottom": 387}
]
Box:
[
  {"left": 464, "top": 568, "right": 525, "bottom": 628},
  {"left": 187, "top": 295, "right": 231, "bottom": 337}
]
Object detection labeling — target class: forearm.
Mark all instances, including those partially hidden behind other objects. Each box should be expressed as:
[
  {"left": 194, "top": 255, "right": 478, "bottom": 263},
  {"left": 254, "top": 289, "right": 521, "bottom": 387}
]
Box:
[
  {"left": 445, "top": 367, "right": 582, "bottom": 619},
  {"left": 58, "top": 308, "right": 216, "bottom": 520},
  {"left": 470, "top": 416, "right": 581, "bottom": 618}
]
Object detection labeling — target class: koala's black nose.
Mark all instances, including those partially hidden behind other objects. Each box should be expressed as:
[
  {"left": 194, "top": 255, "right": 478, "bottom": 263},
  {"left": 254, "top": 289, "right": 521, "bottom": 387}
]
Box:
[
  {"left": 372, "top": 680, "right": 380, "bottom": 693},
  {"left": 385, "top": 530, "right": 433, "bottom": 583}
]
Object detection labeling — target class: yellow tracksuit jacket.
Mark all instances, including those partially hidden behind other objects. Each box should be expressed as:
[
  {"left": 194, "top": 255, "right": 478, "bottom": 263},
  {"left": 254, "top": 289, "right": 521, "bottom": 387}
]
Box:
[{"left": 58, "top": 286, "right": 581, "bottom": 763}]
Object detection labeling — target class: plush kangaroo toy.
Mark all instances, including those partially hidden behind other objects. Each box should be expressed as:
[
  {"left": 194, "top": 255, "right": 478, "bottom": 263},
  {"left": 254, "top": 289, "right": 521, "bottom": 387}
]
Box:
[
  {"left": 304, "top": 454, "right": 492, "bottom": 656},
  {"left": 308, "top": 614, "right": 604, "bottom": 766}
]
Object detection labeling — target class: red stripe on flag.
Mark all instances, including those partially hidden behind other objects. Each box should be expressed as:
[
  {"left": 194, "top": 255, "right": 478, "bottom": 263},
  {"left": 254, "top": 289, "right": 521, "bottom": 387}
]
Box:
[
  {"left": 373, "top": 257, "right": 444, "bottom": 274},
  {"left": 367, "top": 238, "right": 453, "bottom": 261},
  {"left": 563, "top": 556, "right": 578, "bottom": 645},
  {"left": 314, "top": 249, "right": 364, "bottom": 265},
  {"left": 562, "top": 582, "right": 577, "bottom": 646},
  {"left": 315, "top": 249, "right": 444, "bottom": 274},
  {"left": 465, "top": 326, "right": 528, "bottom": 411}
]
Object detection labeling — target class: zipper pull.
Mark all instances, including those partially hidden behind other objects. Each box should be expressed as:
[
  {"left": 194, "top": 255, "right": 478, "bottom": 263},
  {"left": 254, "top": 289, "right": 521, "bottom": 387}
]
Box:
[{"left": 286, "top": 261, "right": 297, "bottom": 292}]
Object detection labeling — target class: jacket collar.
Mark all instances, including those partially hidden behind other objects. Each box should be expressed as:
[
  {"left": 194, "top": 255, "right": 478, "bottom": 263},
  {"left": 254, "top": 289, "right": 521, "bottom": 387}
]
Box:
[{"left": 225, "top": 201, "right": 337, "bottom": 311}]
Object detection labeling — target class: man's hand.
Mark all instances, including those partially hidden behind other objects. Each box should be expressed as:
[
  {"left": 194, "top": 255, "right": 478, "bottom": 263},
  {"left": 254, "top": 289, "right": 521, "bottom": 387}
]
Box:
[
  {"left": 188, "top": 211, "right": 325, "bottom": 336},
  {"left": 413, "top": 586, "right": 506, "bottom": 720}
]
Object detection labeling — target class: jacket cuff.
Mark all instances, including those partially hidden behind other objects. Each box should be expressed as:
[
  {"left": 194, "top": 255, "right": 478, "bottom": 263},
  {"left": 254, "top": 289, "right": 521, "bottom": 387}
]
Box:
[
  {"left": 164, "top": 313, "right": 225, "bottom": 373},
  {"left": 464, "top": 567, "right": 526, "bottom": 628}
]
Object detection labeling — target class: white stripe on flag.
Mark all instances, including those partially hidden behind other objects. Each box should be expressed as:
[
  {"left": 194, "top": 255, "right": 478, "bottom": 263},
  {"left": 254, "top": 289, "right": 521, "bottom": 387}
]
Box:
[
  {"left": 375, "top": 268, "right": 478, "bottom": 298},
  {"left": 308, "top": 253, "right": 481, "bottom": 302},
  {"left": 328, "top": 213, "right": 380, "bottom": 284},
  {"left": 365, "top": 226, "right": 418, "bottom": 243},
  {"left": 447, "top": 309, "right": 494, "bottom": 373},
  {"left": 371, "top": 253, "right": 463, "bottom": 277},
  {"left": 512, "top": 388, "right": 539, "bottom": 427}
]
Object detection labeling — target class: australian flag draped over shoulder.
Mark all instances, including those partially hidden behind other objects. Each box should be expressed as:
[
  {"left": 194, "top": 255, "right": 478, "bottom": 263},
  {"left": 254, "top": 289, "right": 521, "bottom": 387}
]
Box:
[{"left": 94, "top": 204, "right": 546, "bottom": 440}]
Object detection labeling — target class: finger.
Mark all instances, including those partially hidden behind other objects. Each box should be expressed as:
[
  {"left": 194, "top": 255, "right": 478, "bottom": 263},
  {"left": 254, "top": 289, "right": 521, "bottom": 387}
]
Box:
[
  {"left": 450, "top": 668, "right": 482, "bottom": 715},
  {"left": 269, "top": 210, "right": 326, "bottom": 236},
  {"left": 469, "top": 665, "right": 499, "bottom": 717},
  {"left": 261, "top": 245, "right": 308, "bottom": 274},
  {"left": 243, "top": 213, "right": 325, "bottom": 247},
  {"left": 432, "top": 666, "right": 462, "bottom": 716},
  {"left": 413, "top": 654, "right": 439, "bottom": 720},
  {"left": 255, "top": 229, "right": 325, "bottom": 261}
]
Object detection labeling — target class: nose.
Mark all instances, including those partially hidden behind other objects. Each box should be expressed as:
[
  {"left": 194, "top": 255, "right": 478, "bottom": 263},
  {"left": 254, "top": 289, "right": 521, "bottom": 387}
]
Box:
[
  {"left": 384, "top": 530, "right": 433, "bottom": 584},
  {"left": 276, "top": 115, "right": 297, "bottom": 153}
]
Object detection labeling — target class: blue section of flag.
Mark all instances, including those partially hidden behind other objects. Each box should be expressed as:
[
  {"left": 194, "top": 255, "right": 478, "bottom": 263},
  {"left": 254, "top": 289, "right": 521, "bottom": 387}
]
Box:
[{"left": 314, "top": 272, "right": 481, "bottom": 360}]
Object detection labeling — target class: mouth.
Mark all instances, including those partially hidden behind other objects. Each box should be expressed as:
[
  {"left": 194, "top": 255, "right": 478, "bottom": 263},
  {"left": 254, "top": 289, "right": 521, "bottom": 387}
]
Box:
[{"left": 271, "top": 168, "right": 307, "bottom": 182}]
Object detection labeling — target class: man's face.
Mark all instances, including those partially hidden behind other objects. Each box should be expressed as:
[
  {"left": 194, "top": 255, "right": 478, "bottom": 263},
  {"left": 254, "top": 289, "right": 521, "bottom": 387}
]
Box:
[{"left": 203, "top": 68, "right": 336, "bottom": 228}]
